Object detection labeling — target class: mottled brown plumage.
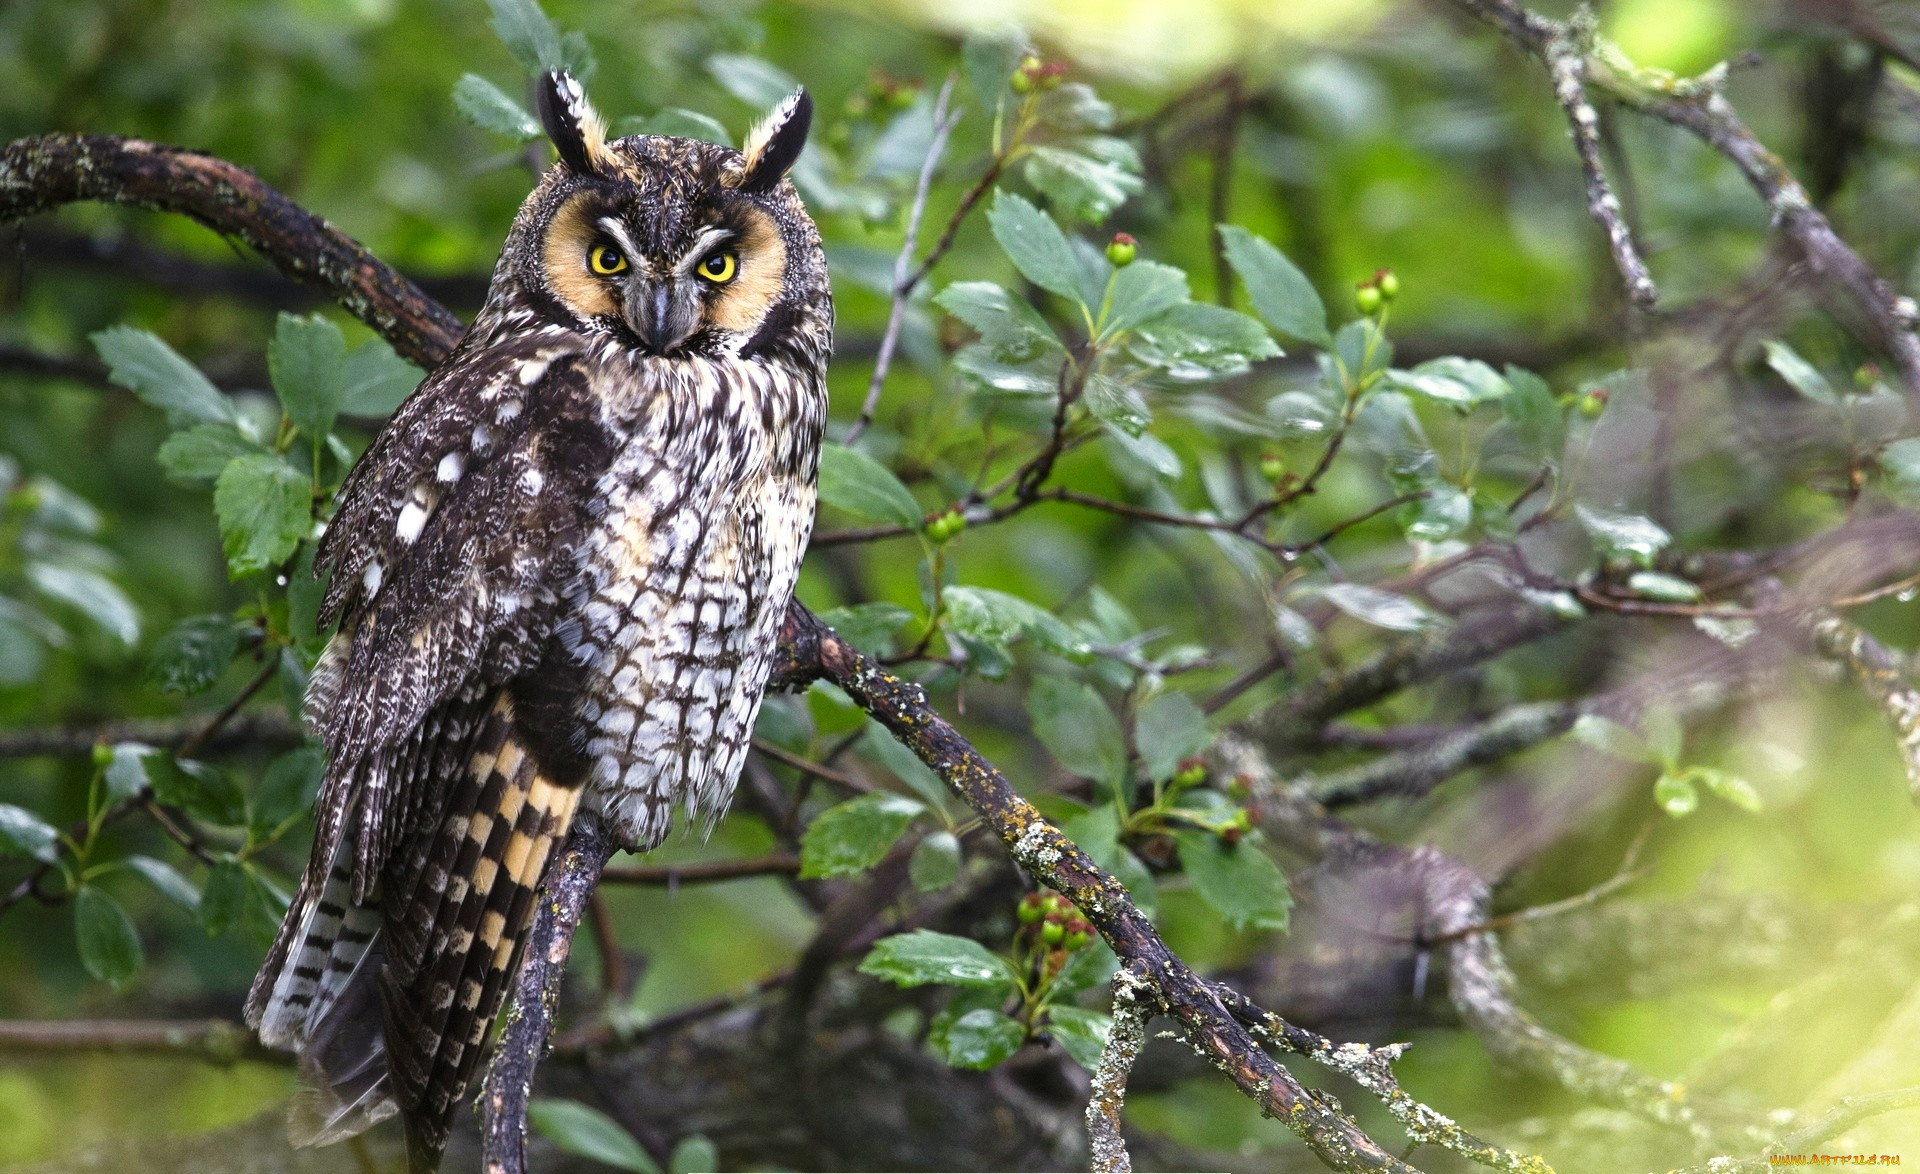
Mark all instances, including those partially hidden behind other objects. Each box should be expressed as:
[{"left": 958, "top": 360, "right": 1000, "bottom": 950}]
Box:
[{"left": 245, "top": 70, "right": 830, "bottom": 1170}]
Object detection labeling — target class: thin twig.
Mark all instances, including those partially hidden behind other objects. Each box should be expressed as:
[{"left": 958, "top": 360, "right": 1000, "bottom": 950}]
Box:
[
  {"left": 845, "top": 74, "right": 960, "bottom": 445},
  {"left": 1544, "top": 11, "right": 1658, "bottom": 309},
  {"left": 599, "top": 853, "right": 801, "bottom": 886}
]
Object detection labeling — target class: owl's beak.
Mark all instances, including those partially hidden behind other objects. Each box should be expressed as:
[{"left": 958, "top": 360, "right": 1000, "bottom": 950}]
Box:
[{"left": 624, "top": 278, "right": 701, "bottom": 355}]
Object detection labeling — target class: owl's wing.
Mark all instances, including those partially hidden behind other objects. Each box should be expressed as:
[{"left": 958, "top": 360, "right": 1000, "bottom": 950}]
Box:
[{"left": 308, "top": 330, "right": 613, "bottom": 894}]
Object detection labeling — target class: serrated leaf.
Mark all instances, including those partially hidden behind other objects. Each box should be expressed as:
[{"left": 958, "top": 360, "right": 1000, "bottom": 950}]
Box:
[
  {"left": 269, "top": 313, "right": 347, "bottom": 447},
  {"left": 103, "top": 743, "right": 153, "bottom": 803},
  {"left": 987, "top": 191, "right": 1084, "bottom": 304},
  {"left": 1400, "top": 485, "right": 1472, "bottom": 543},
  {"left": 1571, "top": 713, "right": 1658, "bottom": 764},
  {"left": 487, "top": 0, "right": 564, "bottom": 73},
  {"left": 1762, "top": 340, "right": 1836, "bottom": 405},
  {"left": 528, "top": 1099, "right": 659, "bottom": 1174},
  {"left": 0, "top": 802, "right": 60, "bottom": 863},
  {"left": 909, "top": 830, "right": 962, "bottom": 892},
  {"left": 1026, "top": 676, "right": 1126, "bottom": 787},
  {"left": 1314, "top": 583, "right": 1446, "bottom": 632},
  {"left": 817, "top": 602, "right": 913, "bottom": 657},
  {"left": 858, "top": 929, "right": 1018, "bottom": 988},
  {"left": 930, "top": 1007, "right": 1025, "bottom": 1069},
  {"left": 1575, "top": 505, "right": 1671, "bottom": 568},
  {"left": 214, "top": 454, "right": 311, "bottom": 578},
  {"left": 799, "top": 792, "right": 925, "bottom": 878},
  {"left": 1131, "top": 302, "right": 1280, "bottom": 378},
  {"left": 934, "top": 282, "right": 1061, "bottom": 361},
  {"left": 340, "top": 339, "right": 423, "bottom": 418},
  {"left": 817, "top": 444, "right": 922, "bottom": 529},
  {"left": 1046, "top": 1004, "right": 1112, "bottom": 1069},
  {"left": 1172, "top": 830, "right": 1290, "bottom": 932},
  {"left": 1217, "top": 225, "right": 1329, "bottom": 347},
  {"left": 1654, "top": 770, "right": 1699, "bottom": 817},
  {"left": 1504, "top": 365, "right": 1564, "bottom": 463},
  {"left": 146, "top": 615, "right": 243, "bottom": 695},
  {"left": 1084, "top": 374, "right": 1150, "bottom": 437},
  {"left": 75, "top": 886, "right": 142, "bottom": 987},
  {"left": 90, "top": 326, "right": 235, "bottom": 429},
  {"left": 1100, "top": 261, "right": 1188, "bottom": 339},
  {"left": 123, "top": 855, "right": 200, "bottom": 914},
  {"left": 453, "top": 73, "right": 541, "bottom": 140},
  {"left": 944, "top": 586, "right": 1089, "bottom": 662},
  {"left": 1386, "top": 357, "right": 1510, "bottom": 410},
  {"left": 1023, "top": 142, "right": 1142, "bottom": 222},
  {"left": 156, "top": 424, "right": 262, "bottom": 485},
  {"left": 149, "top": 757, "right": 247, "bottom": 827},
  {"left": 1135, "top": 692, "right": 1209, "bottom": 783},
  {"left": 199, "top": 859, "right": 248, "bottom": 937},
  {"left": 1060, "top": 806, "right": 1156, "bottom": 918},
  {"left": 857, "top": 721, "right": 951, "bottom": 811},
  {"left": 254, "top": 745, "right": 324, "bottom": 833},
  {"left": 26, "top": 564, "right": 138, "bottom": 645}
]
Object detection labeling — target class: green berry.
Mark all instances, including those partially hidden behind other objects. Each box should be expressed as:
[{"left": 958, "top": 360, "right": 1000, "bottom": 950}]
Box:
[
  {"left": 1171, "top": 758, "right": 1207, "bottom": 789},
  {"left": 91, "top": 742, "right": 115, "bottom": 768},
  {"left": 1855, "top": 363, "right": 1883, "bottom": 390},
  {"left": 1376, "top": 269, "right": 1399, "bottom": 301},
  {"left": 1040, "top": 917, "right": 1065, "bottom": 946},
  {"left": 1578, "top": 389, "right": 1608, "bottom": 419},
  {"left": 1018, "top": 892, "right": 1046, "bottom": 923},
  {"left": 1011, "top": 54, "right": 1041, "bottom": 94},
  {"left": 1106, "top": 233, "right": 1137, "bottom": 268},
  {"left": 1354, "top": 283, "right": 1383, "bottom": 316},
  {"left": 1259, "top": 452, "right": 1286, "bottom": 482}
]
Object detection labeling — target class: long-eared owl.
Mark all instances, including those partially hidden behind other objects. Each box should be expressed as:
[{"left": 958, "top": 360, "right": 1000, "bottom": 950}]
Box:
[{"left": 244, "top": 71, "right": 830, "bottom": 1170}]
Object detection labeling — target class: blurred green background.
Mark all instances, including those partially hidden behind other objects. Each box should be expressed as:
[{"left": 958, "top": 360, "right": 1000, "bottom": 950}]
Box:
[{"left": 4, "top": 0, "right": 1920, "bottom": 1167}]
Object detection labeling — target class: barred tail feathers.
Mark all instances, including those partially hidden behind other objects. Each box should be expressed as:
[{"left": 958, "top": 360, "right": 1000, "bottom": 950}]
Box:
[{"left": 379, "top": 694, "right": 583, "bottom": 1169}]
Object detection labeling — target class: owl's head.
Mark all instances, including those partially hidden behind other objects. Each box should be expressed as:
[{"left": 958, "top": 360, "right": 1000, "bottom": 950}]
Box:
[{"left": 498, "top": 70, "right": 829, "bottom": 365}]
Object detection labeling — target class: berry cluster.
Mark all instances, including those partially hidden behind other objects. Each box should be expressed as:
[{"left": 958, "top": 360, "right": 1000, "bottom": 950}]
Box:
[
  {"left": 1017, "top": 891, "right": 1095, "bottom": 952},
  {"left": 1011, "top": 54, "right": 1068, "bottom": 94},
  {"left": 1354, "top": 267, "right": 1400, "bottom": 316}
]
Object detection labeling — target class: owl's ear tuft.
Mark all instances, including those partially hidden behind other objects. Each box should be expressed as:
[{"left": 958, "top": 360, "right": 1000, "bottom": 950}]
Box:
[
  {"left": 735, "top": 88, "right": 812, "bottom": 194},
  {"left": 537, "top": 70, "right": 610, "bottom": 176}
]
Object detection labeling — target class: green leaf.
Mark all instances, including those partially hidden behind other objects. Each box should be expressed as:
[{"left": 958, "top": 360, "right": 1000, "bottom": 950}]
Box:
[
  {"left": 1686, "top": 765, "right": 1762, "bottom": 812},
  {"left": 0, "top": 802, "right": 60, "bottom": 863},
  {"left": 123, "top": 855, "right": 200, "bottom": 914},
  {"left": 1575, "top": 505, "right": 1671, "bottom": 568},
  {"left": 817, "top": 602, "right": 913, "bottom": 657},
  {"left": 1046, "top": 1005, "right": 1113, "bottom": 1069},
  {"left": 1313, "top": 583, "right": 1446, "bottom": 632},
  {"left": 254, "top": 745, "right": 324, "bottom": 833},
  {"left": 858, "top": 929, "right": 1019, "bottom": 988},
  {"left": 1627, "top": 571, "right": 1702, "bottom": 603},
  {"left": 340, "top": 339, "right": 424, "bottom": 418},
  {"left": 909, "top": 830, "right": 962, "bottom": 892},
  {"left": 269, "top": 313, "right": 348, "bottom": 447},
  {"left": 1051, "top": 939, "right": 1119, "bottom": 997},
  {"left": 934, "top": 282, "right": 1061, "bottom": 362},
  {"left": 1387, "top": 357, "right": 1510, "bottom": 410},
  {"left": 1100, "top": 261, "right": 1188, "bottom": 339},
  {"left": 963, "top": 24, "right": 1029, "bottom": 107},
  {"left": 798, "top": 792, "right": 925, "bottom": 878},
  {"left": 528, "top": 1099, "right": 660, "bottom": 1174},
  {"left": 26, "top": 564, "right": 138, "bottom": 645},
  {"left": 1571, "top": 713, "right": 1658, "bottom": 764},
  {"left": 75, "top": 886, "right": 142, "bottom": 987},
  {"left": 944, "top": 586, "right": 1089, "bottom": 661},
  {"left": 1172, "top": 830, "right": 1291, "bottom": 932},
  {"left": 156, "top": 424, "right": 262, "bottom": 485},
  {"left": 622, "top": 108, "right": 734, "bottom": 147},
  {"left": 1762, "top": 340, "right": 1837, "bottom": 405},
  {"left": 1130, "top": 302, "right": 1280, "bottom": 378},
  {"left": 1503, "top": 365, "right": 1564, "bottom": 463},
  {"left": 214, "top": 454, "right": 311, "bottom": 578},
  {"left": 199, "top": 859, "right": 248, "bottom": 937},
  {"left": 929, "top": 1007, "right": 1025, "bottom": 1069},
  {"left": 1026, "top": 675, "right": 1126, "bottom": 787},
  {"left": 816, "top": 444, "right": 922, "bottom": 529},
  {"left": 667, "top": 1136, "right": 718, "bottom": 1174},
  {"left": 452, "top": 73, "right": 542, "bottom": 140},
  {"left": 146, "top": 615, "right": 243, "bottom": 695},
  {"left": 859, "top": 721, "right": 952, "bottom": 811},
  {"left": 987, "top": 191, "right": 1084, "bottom": 304},
  {"left": 90, "top": 326, "right": 235, "bottom": 429},
  {"left": 1217, "top": 226, "right": 1330, "bottom": 347},
  {"left": 1653, "top": 770, "right": 1699, "bottom": 817},
  {"left": 1023, "top": 141, "right": 1142, "bottom": 222},
  {"left": 706, "top": 53, "right": 800, "bottom": 109},
  {"left": 1641, "top": 707, "right": 1682, "bottom": 767},
  {"left": 149, "top": 757, "right": 248, "bottom": 827},
  {"left": 487, "top": 0, "right": 565, "bottom": 74},
  {"left": 1084, "top": 374, "right": 1150, "bottom": 437},
  {"left": 1881, "top": 438, "right": 1920, "bottom": 506},
  {"left": 1135, "top": 692, "right": 1209, "bottom": 783},
  {"left": 287, "top": 541, "right": 329, "bottom": 646},
  {"left": 103, "top": 743, "right": 153, "bottom": 803},
  {"left": 1399, "top": 485, "right": 1472, "bottom": 543}
]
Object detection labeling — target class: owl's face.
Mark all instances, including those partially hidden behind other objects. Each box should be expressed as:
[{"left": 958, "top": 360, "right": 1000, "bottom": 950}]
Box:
[{"left": 500, "top": 74, "right": 827, "bottom": 365}]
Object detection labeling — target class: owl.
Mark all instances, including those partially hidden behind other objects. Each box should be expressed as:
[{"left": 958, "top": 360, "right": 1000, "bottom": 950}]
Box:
[{"left": 243, "top": 71, "right": 830, "bottom": 1171}]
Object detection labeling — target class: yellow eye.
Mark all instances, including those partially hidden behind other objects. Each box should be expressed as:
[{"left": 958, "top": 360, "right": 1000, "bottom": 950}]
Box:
[
  {"left": 589, "top": 245, "right": 627, "bottom": 275},
  {"left": 697, "top": 252, "right": 737, "bottom": 283}
]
